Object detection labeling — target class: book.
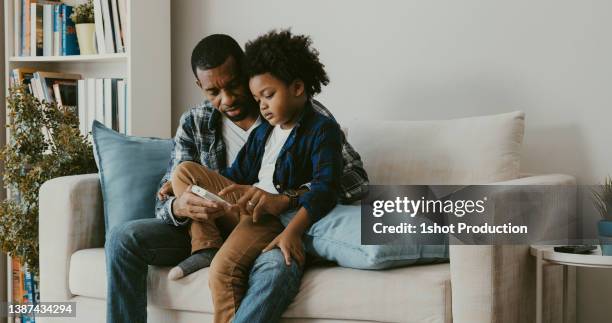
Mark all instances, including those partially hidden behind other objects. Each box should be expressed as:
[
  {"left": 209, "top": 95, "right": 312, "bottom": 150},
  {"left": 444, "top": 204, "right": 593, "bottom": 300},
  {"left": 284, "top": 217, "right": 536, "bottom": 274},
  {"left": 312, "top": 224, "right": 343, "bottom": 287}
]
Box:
[
  {"left": 23, "top": 264, "right": 33, "bottom": 305},
  {"left": 117, "top": 0, "right": 127, "bottom": 52},
  {"left": 31, "top": 75, "right": 45, "bottom": 101},
  {"left": 117, "top": 79, "right": 126, "bottom": 134},
  {"left": 53, "top": 81, "right": 78, "bottom": 107},
  {"left": 110, "top": 0, "right": 123, "bottom": 53},
  {"left": 52, "top": 83, "right": 62, "bottom": 105},
  {"left": 104, "top": 78, "right": 113, "bottom": 128},
  {"left": 33, "top": 71, "right": 82, "bottom": 103},
  {"left": 14, "top": 0, "right": 22, "bottom": 56},
  {"left": 22, "top": 264, "right": 34, "bottom": 322},
  {"left": 33, "top": 272, "right": 40, "bottom": 304},
  {"left": 30, "top": 2, "right": 44, "bottom": 56},
  {"left": 112, "top": 79, "right": 119, "bottom": 130},
  {"left": 62, "top": 4, "right": 79, "bottom": 55},
  {"left": 125, "top": 81, "right": 130, "bottom": 134},
  {"left": 78, "top": 80, "right": 87, "bottom": 135},
  {"left": 93, "top": 0, "right": 106, "bottom": 54},
  {"left": 87, "top": 79, "right": 97, "bottom": 132},
  {"left": 53, "top": 3, "right": 62, "bottom": 56},
  {"left": 12, "top": 67, "right": 37, "bottom": 87},
  {"left": 23, "top": 0, "right": 32, "bottom": 56},
  {"left": 42, "top": 4, "right": 54, "bottom": 56},
  {"left": 95, "top": 78, "right": 105, "bottom": 125},
  {"left": 101, "top": 0, "right": 116, "bottom": 53},
  {"left": 11, "top": 257, "right": 24, "bottom": 305}
]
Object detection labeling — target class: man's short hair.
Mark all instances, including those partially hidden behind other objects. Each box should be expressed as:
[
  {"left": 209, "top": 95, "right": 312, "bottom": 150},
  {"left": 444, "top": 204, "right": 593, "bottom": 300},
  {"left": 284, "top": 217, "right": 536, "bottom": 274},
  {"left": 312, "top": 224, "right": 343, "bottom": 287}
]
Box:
[{"left": 191, "top": 34, "right": 244, "bottom": 77}]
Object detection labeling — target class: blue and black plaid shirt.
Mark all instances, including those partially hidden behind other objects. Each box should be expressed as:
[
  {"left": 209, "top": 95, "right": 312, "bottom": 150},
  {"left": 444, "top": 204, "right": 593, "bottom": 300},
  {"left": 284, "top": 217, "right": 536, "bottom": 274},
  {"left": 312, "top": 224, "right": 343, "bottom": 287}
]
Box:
[
  {"left": 221, "top": 102, "right": 342, "bottom": 223},
  {"left": 155, "top": 99, "right": 368, "bottom": 226}
]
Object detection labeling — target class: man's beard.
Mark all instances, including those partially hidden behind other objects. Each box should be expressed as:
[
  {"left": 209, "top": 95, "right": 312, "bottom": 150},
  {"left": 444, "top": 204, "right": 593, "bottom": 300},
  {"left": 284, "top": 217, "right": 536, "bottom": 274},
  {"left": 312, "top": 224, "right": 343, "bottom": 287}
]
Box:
[{"left": 221, "top": 101, "right": 255, "bottom": 122}]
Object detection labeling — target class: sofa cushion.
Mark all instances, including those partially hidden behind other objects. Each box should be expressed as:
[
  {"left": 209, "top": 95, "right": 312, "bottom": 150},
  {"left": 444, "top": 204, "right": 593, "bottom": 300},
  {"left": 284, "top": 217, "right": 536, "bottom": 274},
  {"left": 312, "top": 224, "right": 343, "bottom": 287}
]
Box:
[
  {"left": 69, "top": 249, "right": 107, "bottom": 299},
  {"left": 69, "top": 248, "right": 450, "bottom": 322},
  {"left": 346, "top": 111, "right": 525, "bottom": 184},
  {"left": 92, "top": 121, "right": 173, "bottom": 239},
  {"left": 281, "top": 205, "right": 449, "bottom": 270}
]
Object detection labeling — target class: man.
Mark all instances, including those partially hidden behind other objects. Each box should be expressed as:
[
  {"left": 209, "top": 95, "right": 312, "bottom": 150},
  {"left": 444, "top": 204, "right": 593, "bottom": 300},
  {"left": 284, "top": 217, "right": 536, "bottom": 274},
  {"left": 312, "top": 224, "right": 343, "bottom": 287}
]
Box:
[{"left": 105, "top": 34, "right": 368, "bottom": 323}]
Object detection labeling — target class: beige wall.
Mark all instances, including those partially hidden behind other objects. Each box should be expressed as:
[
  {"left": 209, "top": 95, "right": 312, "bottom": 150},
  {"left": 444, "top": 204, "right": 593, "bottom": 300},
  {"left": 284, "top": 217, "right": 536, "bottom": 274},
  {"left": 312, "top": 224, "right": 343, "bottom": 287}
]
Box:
[{"left": 171, "top": 1, "right": 612, "bottom": 322}]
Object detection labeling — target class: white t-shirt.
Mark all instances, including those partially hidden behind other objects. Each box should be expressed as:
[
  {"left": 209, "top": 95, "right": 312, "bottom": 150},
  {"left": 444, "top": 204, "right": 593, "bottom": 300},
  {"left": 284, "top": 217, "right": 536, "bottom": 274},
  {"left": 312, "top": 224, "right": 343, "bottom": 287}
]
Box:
[
  {"left": 253, "top": 125, "right": 293, "bottom": 194},
  {"left": 222, "top": 116, "right": 261, "bottom": 166}
]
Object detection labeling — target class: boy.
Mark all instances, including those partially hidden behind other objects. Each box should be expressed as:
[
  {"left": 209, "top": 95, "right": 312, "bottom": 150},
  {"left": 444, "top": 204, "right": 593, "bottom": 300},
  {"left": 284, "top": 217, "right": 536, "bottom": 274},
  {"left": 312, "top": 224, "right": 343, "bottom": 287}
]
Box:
[{"left": 169, "top": 29, "right": 342, "bottom": 323}]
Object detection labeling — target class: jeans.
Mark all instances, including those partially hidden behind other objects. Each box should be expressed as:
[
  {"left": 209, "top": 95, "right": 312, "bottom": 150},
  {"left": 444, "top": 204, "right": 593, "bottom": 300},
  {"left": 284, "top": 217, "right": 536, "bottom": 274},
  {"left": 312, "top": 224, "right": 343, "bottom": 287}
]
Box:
[
  {"left": 233, "top": 249, "right": 303, "bottom": 323},
  {"left": 106, "top": 218, "right": 302, "bottom": 323}
]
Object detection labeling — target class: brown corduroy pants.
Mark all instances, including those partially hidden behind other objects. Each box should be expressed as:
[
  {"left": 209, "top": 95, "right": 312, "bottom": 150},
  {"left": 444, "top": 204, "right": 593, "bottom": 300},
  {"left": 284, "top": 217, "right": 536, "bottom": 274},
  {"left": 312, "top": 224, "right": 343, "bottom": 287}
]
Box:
[{"left": 171, "top": 161, "right": 285, "bottom": 323}]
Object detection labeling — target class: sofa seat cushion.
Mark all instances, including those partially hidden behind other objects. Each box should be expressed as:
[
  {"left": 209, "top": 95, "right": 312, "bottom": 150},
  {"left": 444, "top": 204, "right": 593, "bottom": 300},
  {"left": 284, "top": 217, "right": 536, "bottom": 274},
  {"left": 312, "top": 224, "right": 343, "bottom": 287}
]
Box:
[
  {"left": 69, "top": 248, "right": 450, "bottom": 322},
  {"left": 283, "top": 263, "right": 451, "bottom": 322}
]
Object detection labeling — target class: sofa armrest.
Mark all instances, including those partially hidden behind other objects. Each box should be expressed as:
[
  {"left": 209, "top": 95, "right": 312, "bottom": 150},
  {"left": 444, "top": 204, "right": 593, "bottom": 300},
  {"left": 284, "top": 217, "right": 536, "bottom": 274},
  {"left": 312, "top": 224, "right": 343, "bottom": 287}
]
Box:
[
  {"left": 450, "top": 174, "right": 576, "bottom": 323},
  {"left": 39, "top": 174, "right": 104, "bottom": 302}
]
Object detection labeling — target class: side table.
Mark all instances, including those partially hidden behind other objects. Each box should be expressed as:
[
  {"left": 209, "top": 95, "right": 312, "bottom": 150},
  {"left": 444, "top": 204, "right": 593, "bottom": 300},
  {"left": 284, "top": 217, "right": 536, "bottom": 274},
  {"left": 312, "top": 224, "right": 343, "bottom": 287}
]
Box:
[{"left": 531, "top": 245, "right": 612, "bottom": 323}]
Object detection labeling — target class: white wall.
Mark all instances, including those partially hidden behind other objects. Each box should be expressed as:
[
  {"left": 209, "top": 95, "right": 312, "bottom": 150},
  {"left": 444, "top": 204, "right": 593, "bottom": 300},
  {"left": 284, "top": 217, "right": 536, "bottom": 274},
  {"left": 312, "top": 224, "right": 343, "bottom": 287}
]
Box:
[{"left": 171, "top": 1, "right": 612, "bottom": 322}]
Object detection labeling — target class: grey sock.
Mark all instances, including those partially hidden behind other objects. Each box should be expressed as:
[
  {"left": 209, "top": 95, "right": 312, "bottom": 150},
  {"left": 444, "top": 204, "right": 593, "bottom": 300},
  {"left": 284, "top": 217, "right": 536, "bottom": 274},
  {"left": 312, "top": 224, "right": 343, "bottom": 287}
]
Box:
[{"left": 168, "top": 248, "right": 218, "bottom": 280}]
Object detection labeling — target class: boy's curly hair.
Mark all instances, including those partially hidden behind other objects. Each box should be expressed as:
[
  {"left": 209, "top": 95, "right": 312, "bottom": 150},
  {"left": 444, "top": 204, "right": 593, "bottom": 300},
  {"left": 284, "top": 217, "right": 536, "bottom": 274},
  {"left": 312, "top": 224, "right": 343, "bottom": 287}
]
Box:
[{"left": 244, "top": 29, "right": 329, "bottom": 97}]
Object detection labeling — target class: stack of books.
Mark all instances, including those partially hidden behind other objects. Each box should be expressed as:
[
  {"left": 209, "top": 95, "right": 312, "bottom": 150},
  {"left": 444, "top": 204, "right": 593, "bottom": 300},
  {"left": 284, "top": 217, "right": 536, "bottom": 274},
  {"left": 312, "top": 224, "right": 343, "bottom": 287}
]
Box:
[
  {"left": 93, "top": 0, "right": 128, "bottom": 54},
  {"left": 10, "top": 67, "right": 79, "bottom": 106},
  {"left": 9, "top": 68, "right": 128, "bottom": 136},
  {"left": 13, "top": 0, "right": 79, "bottom": 56},
  {"left": 12, "top": 258, "right": 40, "bottom": 323},
  {"left": 78, "top": 77, "right": 129, "bottom": 135},
  {"left": 13, "top": 0, "right": 128, "bottom": 57}
]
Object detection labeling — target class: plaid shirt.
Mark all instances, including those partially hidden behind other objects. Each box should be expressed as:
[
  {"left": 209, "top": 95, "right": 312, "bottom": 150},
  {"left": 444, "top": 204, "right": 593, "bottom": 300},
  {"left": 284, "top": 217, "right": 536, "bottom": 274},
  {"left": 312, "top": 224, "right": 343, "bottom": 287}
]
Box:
[
  {"left": 155, "top": 99, "right": 369, "bottom": 226},
  {"left": 222, "top": 103, "right": 342, "bottom": 223}
]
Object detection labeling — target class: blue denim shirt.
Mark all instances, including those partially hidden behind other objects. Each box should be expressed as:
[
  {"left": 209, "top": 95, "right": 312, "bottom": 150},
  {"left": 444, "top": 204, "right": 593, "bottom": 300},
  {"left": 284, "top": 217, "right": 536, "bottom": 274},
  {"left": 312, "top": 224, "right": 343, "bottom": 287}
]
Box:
[{"left": 222, "top": 102, "right": 343, "bottom": 224}]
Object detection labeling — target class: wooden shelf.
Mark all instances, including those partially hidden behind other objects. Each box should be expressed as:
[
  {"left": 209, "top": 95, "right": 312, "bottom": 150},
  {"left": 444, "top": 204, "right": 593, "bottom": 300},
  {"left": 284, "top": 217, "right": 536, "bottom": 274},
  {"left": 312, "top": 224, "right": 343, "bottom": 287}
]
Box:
[{"left": 9, "top": 53, "right": 128, "bottom": 63}]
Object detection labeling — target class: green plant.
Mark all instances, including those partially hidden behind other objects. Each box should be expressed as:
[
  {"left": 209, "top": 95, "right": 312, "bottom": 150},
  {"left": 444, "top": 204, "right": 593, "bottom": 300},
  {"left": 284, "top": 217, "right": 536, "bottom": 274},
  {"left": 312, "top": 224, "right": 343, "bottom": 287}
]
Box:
[
  {"left": 0, "top": 85, "right": 97, "bottom": 273},
  {"left": 592, "top": 176, "right": 612, "bottom": 221},
  {"left": 70, "top": 0, "right": 95, "bottom": 24}
]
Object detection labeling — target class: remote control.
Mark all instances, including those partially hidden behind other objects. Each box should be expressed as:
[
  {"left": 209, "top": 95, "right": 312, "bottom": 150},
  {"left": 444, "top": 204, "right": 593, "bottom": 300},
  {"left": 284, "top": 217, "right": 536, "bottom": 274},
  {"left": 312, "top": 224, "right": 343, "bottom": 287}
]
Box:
[{"left": 190, "top": 185, "right": 230, "bottom": 205}]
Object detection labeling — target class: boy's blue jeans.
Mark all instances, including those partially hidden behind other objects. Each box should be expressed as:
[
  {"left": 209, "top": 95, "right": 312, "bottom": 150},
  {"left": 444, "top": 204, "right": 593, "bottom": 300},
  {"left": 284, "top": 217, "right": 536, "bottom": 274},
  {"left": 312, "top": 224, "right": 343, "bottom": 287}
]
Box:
[{"left": 105, "top": 218, "right": 303, "bottom": 323}]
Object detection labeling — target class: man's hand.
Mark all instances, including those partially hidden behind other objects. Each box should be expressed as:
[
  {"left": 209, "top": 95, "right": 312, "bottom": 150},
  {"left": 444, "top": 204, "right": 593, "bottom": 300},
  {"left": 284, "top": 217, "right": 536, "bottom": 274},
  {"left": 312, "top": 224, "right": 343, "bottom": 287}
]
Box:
[
  {"left": 157, "top": 180, "right": 174, "bottom": 200},
  {"left": 218, "top": 184, "right": 290, "bottom": 223},
  {"left": 262, "top": 228, "right": 306, "bottom": 267},
  {"left": 172, "top": 185, "right": 231, "bottom": 222}
]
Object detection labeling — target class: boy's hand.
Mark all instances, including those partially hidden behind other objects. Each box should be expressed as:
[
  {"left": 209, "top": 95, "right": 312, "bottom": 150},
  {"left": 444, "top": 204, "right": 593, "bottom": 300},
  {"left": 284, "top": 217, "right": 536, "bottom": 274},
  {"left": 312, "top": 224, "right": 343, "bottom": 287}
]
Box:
[
  {"left": 157, "top": 180, "right": 174, "bottom": 200},
  {"left": 262, "top": 228, "right": 305, "bottom": 267},
  {"left": 218, "top": 184, "right": 290, "bottom": 222}
]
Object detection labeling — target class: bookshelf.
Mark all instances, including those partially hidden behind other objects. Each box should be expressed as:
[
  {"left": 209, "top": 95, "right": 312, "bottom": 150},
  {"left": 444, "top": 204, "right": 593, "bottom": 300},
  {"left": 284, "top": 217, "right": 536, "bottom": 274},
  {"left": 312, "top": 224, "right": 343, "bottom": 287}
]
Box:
[
  {"left": 3, "top": 0, "right": 170, "bottom": 138},
  {"left": 2, "top": 0, "right": 171, "bottom": 322}
]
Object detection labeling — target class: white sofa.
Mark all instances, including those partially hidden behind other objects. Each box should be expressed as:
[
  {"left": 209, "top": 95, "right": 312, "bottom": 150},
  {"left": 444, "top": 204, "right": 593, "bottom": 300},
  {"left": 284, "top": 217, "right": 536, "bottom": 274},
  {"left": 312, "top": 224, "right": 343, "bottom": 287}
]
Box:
[{"left": 39, "top": 111, "right": 575, "bottom": 323}]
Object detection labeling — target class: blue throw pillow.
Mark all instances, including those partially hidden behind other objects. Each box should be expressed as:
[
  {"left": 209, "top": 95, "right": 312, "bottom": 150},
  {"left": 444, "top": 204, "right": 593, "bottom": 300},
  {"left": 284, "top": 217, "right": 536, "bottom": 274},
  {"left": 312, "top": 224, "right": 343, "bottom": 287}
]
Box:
[
  {"left": 281, "top": 205, "right": 449, "bottom": 270},
  {"left": 92, "top": 121, "right": 173, "bottom": 240}
]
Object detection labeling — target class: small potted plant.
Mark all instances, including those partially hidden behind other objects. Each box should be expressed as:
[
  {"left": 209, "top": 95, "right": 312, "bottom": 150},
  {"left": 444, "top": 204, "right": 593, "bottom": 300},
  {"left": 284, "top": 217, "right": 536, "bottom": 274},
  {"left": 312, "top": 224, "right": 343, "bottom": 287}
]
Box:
[
  {"left": 592, "top": 176, "right": 612, "bottom": 255},
  {"left": 71, "top": 0, "right": 96, "bottom": 55}
]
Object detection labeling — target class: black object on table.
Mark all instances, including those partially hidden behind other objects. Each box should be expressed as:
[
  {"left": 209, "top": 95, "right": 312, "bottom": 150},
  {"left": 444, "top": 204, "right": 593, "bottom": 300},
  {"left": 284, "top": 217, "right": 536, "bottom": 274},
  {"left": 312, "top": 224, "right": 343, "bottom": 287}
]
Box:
[{"left": 553, "top": 245, "right": 597, "bottom": 254}]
